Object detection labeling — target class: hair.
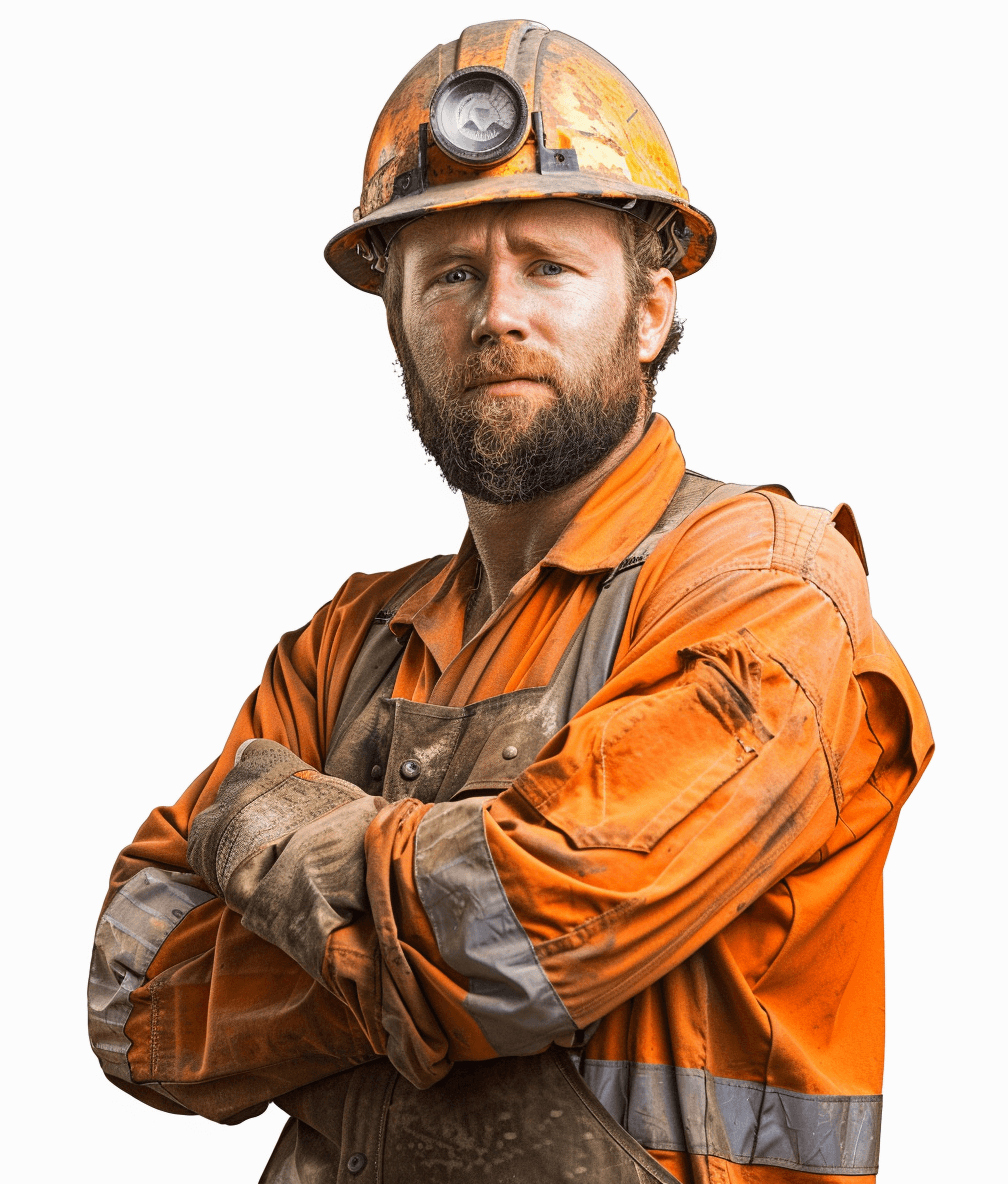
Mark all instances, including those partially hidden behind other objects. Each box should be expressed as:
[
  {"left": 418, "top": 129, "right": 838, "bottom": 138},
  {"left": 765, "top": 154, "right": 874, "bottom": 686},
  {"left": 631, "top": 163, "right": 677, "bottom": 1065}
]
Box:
[
  {"left": 381, "top": 203, "right": 683, "bottom": 409},
  {"left": 617, "top": 214, "right": 684, "bottom": 407}
]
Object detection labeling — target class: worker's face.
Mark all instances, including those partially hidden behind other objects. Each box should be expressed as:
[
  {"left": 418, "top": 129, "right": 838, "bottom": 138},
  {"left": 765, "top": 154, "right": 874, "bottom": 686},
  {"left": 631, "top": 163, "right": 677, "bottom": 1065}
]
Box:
[{"left": 387, "top": 200, "right": 675, "bottom": 503}]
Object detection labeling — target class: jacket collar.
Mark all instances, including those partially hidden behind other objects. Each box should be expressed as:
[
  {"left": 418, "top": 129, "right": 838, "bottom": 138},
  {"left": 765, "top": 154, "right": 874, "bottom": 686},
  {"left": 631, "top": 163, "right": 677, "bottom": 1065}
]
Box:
[{"left": 391, "top": 415, "right": 686, "bottom": 657}]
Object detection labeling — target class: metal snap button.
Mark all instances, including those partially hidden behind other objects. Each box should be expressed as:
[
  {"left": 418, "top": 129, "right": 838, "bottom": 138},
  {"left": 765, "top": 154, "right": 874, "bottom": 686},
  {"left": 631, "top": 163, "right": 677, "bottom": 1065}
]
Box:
[
  {"left": 502, "top": 745, "right": 518, "bottom": 760},
  {"left": 400, "top": 759, "right": 421, "bottom": 781},
  {"left": 347, "top": 1152, "right": 367, "bottom": 1175},
  {"left": 370, "top": 764, "right": 383, "bottom": 781}
]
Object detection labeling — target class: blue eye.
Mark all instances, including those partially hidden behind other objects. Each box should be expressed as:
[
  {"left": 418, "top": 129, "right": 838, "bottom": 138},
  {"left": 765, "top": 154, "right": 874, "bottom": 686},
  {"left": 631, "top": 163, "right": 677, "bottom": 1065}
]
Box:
[
  {"left": 540, "top": 262, "right": 563, "bottom": 276},
  {"left": 444, "top": 268, "right": 470, "bottom": 284}
]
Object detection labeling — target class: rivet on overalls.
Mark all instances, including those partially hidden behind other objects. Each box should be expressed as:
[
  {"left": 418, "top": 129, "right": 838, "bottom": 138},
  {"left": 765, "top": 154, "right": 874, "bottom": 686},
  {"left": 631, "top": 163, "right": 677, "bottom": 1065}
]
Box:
[
  {"left": 370, "top": 764, "right": 383, "bottom": 781},
  {"left": 400, "top": 759, "right": 422, "bottom": 780},
  {"left": 502, "top": 745, "right": 518, "bottom": 760}
]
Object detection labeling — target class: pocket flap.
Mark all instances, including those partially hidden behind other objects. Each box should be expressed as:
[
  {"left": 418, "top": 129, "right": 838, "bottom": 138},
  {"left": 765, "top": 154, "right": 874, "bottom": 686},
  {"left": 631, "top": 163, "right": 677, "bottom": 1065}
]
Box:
[{"left": 526, "top": 631, "right": 777, "bottom": 852}]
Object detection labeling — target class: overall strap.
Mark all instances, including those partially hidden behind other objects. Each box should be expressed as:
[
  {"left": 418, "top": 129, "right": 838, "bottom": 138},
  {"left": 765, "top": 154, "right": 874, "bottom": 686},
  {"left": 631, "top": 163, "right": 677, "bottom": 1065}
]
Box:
[
  {"left": 325, "top": 554, "right": 453, "bottom": 770},
  {"left": 561, "top": 471, "right": 780, "bottom": 721}
]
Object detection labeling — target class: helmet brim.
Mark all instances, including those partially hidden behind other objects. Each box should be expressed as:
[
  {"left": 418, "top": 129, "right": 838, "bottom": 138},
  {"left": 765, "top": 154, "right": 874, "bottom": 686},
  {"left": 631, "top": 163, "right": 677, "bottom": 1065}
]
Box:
[{"left": 325, "top": 173, "right": 716, "bottom": 294}]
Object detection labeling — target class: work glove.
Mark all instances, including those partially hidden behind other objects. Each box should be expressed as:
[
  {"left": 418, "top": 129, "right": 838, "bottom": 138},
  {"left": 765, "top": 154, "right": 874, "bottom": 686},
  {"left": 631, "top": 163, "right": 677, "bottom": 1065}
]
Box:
[{"left": 187, "top": 738, "right": 387, "bottom": 981}]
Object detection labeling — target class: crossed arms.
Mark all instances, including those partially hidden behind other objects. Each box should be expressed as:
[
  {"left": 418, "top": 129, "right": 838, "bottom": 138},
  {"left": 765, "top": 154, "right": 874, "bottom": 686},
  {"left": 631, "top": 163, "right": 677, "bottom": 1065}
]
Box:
[{"left": 89, "top": 494, "right": 930, "bottom": 1123}]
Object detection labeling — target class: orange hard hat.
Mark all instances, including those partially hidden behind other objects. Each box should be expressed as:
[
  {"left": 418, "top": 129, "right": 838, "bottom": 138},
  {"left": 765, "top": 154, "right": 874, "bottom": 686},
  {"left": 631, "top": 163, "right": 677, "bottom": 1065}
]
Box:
[{"left": 325, "top": 19, "right": 716, "bottom": 294}]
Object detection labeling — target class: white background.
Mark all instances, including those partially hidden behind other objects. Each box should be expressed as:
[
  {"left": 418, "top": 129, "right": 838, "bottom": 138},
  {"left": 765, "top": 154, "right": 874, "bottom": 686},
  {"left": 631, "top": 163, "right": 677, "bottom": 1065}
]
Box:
[{"left": 2, "top": 2, "right": 1004, "bottom": 1178}]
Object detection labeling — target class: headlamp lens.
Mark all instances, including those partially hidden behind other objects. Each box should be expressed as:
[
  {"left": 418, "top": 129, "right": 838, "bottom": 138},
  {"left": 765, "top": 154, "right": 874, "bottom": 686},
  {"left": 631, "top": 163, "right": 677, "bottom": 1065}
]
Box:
[{"left": 429, "top": 67, "right": 529, "bottom": 166}]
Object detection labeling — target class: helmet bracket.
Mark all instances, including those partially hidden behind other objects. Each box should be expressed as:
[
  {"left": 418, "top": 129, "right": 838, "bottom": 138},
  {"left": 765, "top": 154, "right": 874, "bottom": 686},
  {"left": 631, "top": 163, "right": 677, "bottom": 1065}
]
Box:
[
  {"left": 392, "top": 123, "right": 429, "bottom": 200},
  {"left": 532, "top": 112, "right": 579, "bottom": 174}
]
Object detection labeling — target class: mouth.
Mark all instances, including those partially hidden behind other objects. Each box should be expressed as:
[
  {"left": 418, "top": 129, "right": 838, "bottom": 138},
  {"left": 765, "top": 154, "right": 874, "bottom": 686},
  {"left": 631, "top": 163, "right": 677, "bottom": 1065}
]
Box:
[{"left": 465, "top": 375, "right": 550, "bottom": 397}]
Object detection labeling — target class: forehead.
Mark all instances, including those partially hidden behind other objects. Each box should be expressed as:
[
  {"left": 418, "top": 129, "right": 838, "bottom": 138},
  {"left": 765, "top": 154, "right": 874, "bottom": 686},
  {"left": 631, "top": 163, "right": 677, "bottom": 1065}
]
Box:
[{"left": 397, "top": 199, "right": 625, "bottom": 260}]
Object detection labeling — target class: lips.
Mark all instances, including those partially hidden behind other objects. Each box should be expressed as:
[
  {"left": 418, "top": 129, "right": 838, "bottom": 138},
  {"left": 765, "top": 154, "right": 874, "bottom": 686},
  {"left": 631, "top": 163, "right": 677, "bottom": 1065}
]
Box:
[{"left": 465, "top": 374, "right": 547, "bottom": 391}]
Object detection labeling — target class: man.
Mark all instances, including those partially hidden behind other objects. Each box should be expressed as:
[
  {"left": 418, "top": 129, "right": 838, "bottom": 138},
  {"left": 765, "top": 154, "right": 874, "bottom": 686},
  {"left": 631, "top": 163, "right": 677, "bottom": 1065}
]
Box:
[{"left": 88, "top": 19, "right": 932, "bottom": 1183}]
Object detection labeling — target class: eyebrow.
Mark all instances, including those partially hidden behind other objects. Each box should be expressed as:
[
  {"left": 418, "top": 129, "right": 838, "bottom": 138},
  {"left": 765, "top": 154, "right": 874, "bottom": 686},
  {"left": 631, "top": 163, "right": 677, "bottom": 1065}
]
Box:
[{"left": 416, "top": 230, "right": 594, "bottom": 270}]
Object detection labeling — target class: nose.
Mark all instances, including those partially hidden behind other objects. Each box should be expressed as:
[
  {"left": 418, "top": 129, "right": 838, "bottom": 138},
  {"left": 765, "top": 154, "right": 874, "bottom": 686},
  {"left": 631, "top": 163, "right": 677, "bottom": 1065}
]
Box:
[{"left": 471, "top": 264, "right": 529, "bottom": 348}]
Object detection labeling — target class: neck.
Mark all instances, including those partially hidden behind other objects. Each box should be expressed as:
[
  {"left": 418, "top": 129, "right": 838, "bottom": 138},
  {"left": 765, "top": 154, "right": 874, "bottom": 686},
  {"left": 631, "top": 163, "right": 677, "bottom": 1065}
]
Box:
[{"left": 462, "top": 405, "right": 648, "bottom": 624}]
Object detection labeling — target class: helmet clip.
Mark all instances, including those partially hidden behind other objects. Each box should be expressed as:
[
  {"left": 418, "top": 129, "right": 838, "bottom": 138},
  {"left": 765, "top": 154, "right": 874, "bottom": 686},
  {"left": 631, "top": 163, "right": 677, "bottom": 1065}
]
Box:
[
  {"left": 392, "top": 122, "right": 429, "bottom": 201},
  {"left": 532, "top": 112, "right": 579, "bottom": 175}
]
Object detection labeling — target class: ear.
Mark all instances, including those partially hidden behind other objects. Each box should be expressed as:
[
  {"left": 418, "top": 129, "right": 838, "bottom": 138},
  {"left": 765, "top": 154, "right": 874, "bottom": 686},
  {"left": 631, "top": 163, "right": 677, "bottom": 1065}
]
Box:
[{"left": 638, "top": 269, "right": 677, "bottom": 364}]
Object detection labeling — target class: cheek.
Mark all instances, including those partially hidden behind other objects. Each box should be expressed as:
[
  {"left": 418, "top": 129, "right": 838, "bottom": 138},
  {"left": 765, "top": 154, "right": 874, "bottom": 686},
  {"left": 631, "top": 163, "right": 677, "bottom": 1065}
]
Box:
[
  {"left": 542, "top": 274, "right": 629, "bottom": 344},
  {"left": 408, "top": 294, "right": 470, "bottom": 360},
  {"left": 553, "top": 300, "right": 628, "bottom": 361}
]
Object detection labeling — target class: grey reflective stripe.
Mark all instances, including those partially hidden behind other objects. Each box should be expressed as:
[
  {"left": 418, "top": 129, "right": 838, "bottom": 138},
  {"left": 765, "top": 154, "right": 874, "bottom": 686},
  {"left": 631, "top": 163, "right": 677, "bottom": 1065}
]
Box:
[
  {"left": 414, "top": 797, "right": 576, "bottom": 1055},
  {"left": 88, "top": 867, "right": 213, "bottom": 1082},
  {"left": 564, "top": 472, "right": 764, "bottom": 720},
  {"left": 581, "top": 1059, "right": 881, "bottom": 1175}
]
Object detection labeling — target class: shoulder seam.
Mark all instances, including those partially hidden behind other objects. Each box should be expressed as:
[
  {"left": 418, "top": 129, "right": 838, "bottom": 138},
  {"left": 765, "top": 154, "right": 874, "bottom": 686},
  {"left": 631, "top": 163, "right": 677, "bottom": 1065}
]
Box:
[
  {"left": 760, "top": 491, "right": 865, "bottom": 652},
  {"left": 635, "top": 493, "right": 864, "bottom": 656}
]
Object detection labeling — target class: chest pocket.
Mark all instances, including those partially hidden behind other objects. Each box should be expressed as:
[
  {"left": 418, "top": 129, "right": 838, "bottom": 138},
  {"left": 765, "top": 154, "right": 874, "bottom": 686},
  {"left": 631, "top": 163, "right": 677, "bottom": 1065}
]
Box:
[{"left": 326, "top": 678, "right": 567, "bottom": 804}]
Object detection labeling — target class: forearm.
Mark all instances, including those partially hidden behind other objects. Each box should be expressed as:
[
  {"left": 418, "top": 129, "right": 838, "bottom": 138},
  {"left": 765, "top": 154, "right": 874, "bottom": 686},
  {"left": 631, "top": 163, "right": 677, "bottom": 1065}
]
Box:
[
  {"left": 90, "top": 659, "right": 378, "bottom": 1116},
  {"left": 91, "top": 851, "right": 388, "bottom": 1122},
  {"left": 122, "top": 901, "right": 379, "bottom": 1120},
  {"left": 350, "top": 724, "right": 838, "bottom": 1077}
]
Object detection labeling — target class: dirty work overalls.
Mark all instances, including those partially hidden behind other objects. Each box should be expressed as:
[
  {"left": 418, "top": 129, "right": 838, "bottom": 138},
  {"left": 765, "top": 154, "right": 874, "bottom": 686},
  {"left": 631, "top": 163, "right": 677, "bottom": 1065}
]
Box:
[{"left": 261, "top": 473, "right": 749, "bottom": 1184}]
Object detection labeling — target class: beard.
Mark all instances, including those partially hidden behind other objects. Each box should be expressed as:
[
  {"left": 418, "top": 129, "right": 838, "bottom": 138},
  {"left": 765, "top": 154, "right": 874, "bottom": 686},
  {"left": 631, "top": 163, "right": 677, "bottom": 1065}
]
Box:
[{"left": 391, "top": 306, "right": 646, "bottom": 504}]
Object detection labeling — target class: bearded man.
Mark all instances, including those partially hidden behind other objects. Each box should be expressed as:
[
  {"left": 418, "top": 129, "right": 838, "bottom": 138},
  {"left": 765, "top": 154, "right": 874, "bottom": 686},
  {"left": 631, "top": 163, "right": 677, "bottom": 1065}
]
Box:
[{"left": 88, "top": 20, "right": 932, "bottom": 1184}]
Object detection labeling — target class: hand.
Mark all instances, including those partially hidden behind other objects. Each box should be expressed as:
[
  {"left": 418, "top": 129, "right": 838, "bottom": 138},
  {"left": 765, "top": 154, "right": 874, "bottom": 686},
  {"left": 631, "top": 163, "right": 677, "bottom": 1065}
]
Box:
[{"left": 188, "top": 739, "right": 387, "bottom": 979}]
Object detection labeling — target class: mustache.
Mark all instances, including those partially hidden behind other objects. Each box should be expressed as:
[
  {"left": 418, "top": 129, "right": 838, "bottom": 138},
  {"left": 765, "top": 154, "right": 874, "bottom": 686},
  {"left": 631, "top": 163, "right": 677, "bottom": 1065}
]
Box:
[{"left": 448, "top": 340, "right": 563, "bottom": 393}]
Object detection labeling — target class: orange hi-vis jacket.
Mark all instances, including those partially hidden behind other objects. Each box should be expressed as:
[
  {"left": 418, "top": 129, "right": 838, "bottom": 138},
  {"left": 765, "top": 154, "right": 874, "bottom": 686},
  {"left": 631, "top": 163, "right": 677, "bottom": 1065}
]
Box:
[{"left": 88, "top": 416, "right": 932, "bottom": 1183}]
